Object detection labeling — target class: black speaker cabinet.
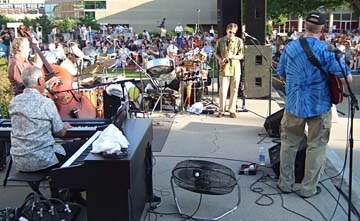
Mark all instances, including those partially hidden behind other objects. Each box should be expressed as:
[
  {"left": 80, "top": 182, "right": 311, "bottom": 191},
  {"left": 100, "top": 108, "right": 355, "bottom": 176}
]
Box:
[
  {"left": 244, "top": 0, "right": 266, "bottom": 45},
  {"left": 264, "top": 108, "right": 284, "bottom": 138},
  {"left": 268, "top": 135, "right": 307, "bottom": 183},
  {"left": 217, "top": 0, "right": 243, "bottom": 37},
  {"left": 103, "top": 91, "right": 122, "bottom": 119}
]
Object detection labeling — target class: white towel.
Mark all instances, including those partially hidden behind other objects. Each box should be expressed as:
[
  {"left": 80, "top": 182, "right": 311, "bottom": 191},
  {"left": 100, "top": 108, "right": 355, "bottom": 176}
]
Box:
[{"left": 91, "top": 124, "right": 129, "bottom": 155}]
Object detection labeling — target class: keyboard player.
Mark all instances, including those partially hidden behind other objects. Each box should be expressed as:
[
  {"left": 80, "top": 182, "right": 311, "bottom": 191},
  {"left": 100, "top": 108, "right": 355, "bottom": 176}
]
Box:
[{"left": 8, "top": 66, "right": 86, "bottom": 205}]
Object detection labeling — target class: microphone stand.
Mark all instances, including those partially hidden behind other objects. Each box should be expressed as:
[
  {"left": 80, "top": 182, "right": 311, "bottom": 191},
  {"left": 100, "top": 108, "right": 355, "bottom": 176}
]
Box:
[
  {"left": 203, "top": 52, "right": 218, "bottom": 111},
  {"left": 333, "top": 51, "right": 359, "bottom": 221},
  {"left": 237, "top": 59, "right": 248, "bottom": 112},
  {"left": 245, "top": 36, "right": 275, "bottom": 116}
]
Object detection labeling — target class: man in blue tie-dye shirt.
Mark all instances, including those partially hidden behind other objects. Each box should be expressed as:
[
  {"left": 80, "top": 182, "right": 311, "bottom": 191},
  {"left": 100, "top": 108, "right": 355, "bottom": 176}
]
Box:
[{"left": 276, "top": 12, "right": 352, "bottom": 198}]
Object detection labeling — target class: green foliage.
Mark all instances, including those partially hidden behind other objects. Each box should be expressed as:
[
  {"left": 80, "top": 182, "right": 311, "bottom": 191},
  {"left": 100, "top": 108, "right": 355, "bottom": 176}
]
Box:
[
  {"left": 79, "top": 17, "right": 100, "bottom": 30},
  {"left": 268, "top": 0, "right": 349, "bottom": 20},
  {"left": 20, "top": 17, "right": 35, "bottom": 28},
  {"left": 34, "top": 14, "right": 52, "bottom": 43},
  {"left": 0, "top": 63, "right": 13, "bottom": 119},
  {"left": 166, "top": 30, "right": 177, "bottom": 37},
  {"left": 151, "top": 30, "right": 160, "bottom": 37},
  {"left": 54, "top": 18, "right": 75, "bottom": 33},
  {"left": 183, "top": 26, "right": 194, "bottom": 34},
  {"left": 0, "top": 15, "right": 17, "bottom": 26}
]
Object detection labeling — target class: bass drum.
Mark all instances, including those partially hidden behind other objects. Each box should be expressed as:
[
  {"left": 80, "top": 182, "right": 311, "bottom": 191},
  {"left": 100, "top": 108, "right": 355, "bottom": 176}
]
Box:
[{"left": 146, "top": 58, "right": 174, "bottom": 78}]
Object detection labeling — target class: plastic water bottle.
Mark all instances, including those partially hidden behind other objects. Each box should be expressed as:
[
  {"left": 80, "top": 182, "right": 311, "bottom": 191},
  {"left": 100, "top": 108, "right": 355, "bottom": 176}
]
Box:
[{"left": 259, "top": 146, "right": 265, "bottom": 166}]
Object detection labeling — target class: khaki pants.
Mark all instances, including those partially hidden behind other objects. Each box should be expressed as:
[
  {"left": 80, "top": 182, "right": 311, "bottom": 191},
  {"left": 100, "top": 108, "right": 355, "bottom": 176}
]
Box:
[
  {"left": 277, "top": 110, "right": 331, "bottom": 197},
  {"left": 219, "top": 74, "right": 241, "bottom": 113}
]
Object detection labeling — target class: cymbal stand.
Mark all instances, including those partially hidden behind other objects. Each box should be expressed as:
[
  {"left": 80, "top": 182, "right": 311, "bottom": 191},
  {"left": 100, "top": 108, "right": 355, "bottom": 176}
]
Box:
[
  {"left": 203, "top": 53, "right": 219, "bottom": 111},
  {"left": 125, "top": 52, "right": 162, "bottom": 115}
]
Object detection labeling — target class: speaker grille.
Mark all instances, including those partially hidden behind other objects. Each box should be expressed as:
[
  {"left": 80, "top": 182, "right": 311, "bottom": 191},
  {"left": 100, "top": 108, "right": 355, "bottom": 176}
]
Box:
[
  {"left": 244, "top": 0, "right": 266, "bottom": 45},
  {"left": 217, "top": 0, "right": 243, "bottom": 37}
]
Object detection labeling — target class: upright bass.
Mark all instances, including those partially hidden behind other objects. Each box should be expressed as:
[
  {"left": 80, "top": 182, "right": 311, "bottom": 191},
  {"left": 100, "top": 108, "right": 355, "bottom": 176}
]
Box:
[{"left": 18, "top": 25, "right": 96, "bottom": 119}]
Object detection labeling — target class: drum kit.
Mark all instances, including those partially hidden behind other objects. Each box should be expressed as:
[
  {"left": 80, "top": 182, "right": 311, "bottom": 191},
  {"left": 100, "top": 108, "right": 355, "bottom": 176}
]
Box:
[
  {"left": 143, "top": 52, "right": 210, "bottom": 112},
  {"left": 82, "top": 59, "right": 118, "bottom": 75},
  {"left": 66, "top": 47, "right": 212, "bottom": 117},
  {"left": 64, "top": 58, "right": 120, "bottom": 118}
]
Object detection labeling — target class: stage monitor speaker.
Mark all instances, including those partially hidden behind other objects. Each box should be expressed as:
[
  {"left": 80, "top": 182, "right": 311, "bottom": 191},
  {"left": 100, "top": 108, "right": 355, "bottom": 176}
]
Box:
[
  {"left": 217, "top": 0, "right": 243, "bottom": 37},
  {"left": 103, "top": 91, "right": 122, "bottom": 119},
  {"left": 268, "top": 135, "right": 307, "bottom": 183},
  {"left": 244, "top": 0, "right": 266, "bottom": 45},
  {"left": 243, "top": 45, "right": 271, "bottom": 98},
  {"left": 264, "top": 108, "right": 284, "bottom": 138}
]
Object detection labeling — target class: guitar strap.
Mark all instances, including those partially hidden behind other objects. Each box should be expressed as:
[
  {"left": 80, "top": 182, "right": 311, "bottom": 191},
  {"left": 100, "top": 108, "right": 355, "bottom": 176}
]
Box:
[{"left": 299, "top": 37, "right": 331, "bottom": 82}]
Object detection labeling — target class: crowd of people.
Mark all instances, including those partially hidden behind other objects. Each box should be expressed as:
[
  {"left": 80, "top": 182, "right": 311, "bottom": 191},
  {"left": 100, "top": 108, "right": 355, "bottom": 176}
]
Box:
[{"left": 270, "top": 25, "right": 360, "bottom": 72}]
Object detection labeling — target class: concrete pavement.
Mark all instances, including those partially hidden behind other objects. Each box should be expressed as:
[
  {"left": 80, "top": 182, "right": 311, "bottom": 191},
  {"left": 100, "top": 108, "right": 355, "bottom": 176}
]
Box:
[
  {"left": 0, "top": 92, "right": 358, "bottom": 220},
  {"left": 141, "top": 96, "right": 357, "bottom": 220}
]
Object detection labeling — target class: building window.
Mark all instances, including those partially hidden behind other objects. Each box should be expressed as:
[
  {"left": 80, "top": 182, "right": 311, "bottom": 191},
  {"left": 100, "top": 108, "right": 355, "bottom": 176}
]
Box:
[
  {"left": 84, "top": 1, "right": 106, "bottom": 10},
  {"left": 85, "top": 11, "right": 95, "bottom": 20},
  {"left": 95, "top": 1, "right": 106, "bottom": 9}
]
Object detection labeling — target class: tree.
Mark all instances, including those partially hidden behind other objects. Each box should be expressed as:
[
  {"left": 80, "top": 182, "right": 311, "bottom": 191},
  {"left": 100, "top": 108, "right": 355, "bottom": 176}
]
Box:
[
  {"left": 54, "top": 18, "right": 75, "bottom": 33},
  {"left": 34, "top": 14, "right": 52, "bottom": 43},
  {"left": 268, "top": 0, "right": 349, "bottom": 21},
  {"left": 79, "top": 17, "right": 99, "bottom": 31},
  {"left": 348, "top": 0, "right": 360, "bottom": 13}
]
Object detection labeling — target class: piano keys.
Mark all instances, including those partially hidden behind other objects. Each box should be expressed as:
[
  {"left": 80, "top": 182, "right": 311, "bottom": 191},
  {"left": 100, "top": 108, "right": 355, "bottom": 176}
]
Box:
[
  {"left": 0, "top": 118, "right": 110, "bottom": 172},
  {"left": 50, "top": 118, "right": 154, "bottom": 221},
  {"left": 0, "top": 118, "right": 111, "bottom": 140}
]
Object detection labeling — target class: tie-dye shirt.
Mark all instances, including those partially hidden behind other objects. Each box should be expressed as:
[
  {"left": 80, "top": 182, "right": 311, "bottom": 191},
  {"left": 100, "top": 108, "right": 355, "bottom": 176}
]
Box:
[{"left": 276, "top": 37, "right": 351, "bottom": 118}]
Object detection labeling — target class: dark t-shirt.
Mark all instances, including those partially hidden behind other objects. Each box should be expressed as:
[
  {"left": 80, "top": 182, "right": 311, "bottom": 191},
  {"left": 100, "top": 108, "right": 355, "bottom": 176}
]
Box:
[{"left": 1, "top": 33, "right": 11, "bottom": 46}]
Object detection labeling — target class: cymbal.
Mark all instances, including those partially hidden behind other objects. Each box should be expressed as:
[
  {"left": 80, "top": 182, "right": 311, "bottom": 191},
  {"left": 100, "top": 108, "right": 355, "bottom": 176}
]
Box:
[
  {"left": 83, "top": 63, "right": 100, "bottom": 75},
  {"left": 79, "top": 73, "right": 95, "bottom": 81},
  {"left": 98, "top": 59, "right": 117, "bottom": 69}
]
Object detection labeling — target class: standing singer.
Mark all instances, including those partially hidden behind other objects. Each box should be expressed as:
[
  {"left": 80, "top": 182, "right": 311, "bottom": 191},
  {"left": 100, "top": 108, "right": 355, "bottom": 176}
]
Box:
[{"left": 214, "top": 23, "right": 244, "bottom": 118}]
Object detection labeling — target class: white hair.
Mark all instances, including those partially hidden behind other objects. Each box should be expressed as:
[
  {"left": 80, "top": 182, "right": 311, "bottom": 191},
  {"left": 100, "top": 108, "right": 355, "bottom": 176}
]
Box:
[
  {"left": 48, "top": 43, "right": 56, "bottom": 51},
  {"left": 167, "top": 44, "right": 178, "bottom": 54},
  {"left": 22, "top": 66, "right": 43, "bottom": 87}
]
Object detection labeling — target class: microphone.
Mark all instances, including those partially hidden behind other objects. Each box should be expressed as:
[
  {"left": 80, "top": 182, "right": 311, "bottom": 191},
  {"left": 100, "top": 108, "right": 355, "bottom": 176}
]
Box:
[
  {"left": 327, "top": 45, "right": 344, "bottom": 54},
  {"left": 243, "top": 31, "right": 258, "bottom": 41}
]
